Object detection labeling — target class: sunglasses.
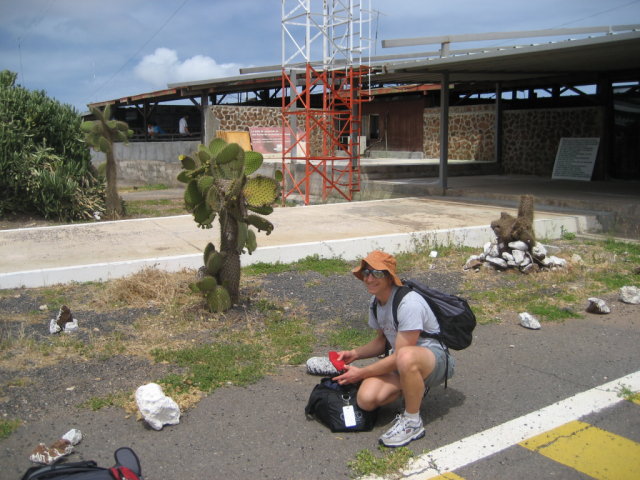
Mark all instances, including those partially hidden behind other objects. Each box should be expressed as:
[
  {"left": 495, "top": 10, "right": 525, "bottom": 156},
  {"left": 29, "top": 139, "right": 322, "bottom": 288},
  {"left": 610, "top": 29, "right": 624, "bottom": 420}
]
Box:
[{"left": 361, "top": 268, "right": 387, "bottom": 279}]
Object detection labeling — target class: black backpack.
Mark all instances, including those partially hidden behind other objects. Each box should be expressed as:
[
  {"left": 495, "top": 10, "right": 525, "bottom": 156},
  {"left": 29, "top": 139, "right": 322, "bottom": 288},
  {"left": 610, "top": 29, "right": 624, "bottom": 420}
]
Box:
[
  {"left": 372, "top": 279, "right": 476, "bottom": 351},
  {"left": 21, "top": 447, "right": 142, "bottom": 480},
  {"left": 305, "top": 378, "right": 377, "bottom": 432}
]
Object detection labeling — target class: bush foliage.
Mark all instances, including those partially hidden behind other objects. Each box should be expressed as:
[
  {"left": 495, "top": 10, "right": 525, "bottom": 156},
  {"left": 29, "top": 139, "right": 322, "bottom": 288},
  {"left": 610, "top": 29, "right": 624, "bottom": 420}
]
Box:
[{"left": 0, "top": 70, "right": 104, "bottom": 221}]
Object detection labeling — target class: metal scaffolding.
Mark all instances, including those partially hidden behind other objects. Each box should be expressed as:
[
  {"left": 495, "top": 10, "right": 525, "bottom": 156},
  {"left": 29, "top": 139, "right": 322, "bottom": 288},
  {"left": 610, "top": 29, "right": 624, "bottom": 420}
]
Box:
[{"left": 281, "top": 0, "right": 372, "bottom": 204}]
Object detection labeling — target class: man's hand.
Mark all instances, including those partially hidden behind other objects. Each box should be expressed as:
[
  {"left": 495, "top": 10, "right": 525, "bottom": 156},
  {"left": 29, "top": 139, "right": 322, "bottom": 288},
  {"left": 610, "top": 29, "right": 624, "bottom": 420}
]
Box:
[
  {"left": 337, "top": 349, "right": 358, "bottom": 365},
  {"left": 332, "top": 364, "right": 364, "bottom": 385}
]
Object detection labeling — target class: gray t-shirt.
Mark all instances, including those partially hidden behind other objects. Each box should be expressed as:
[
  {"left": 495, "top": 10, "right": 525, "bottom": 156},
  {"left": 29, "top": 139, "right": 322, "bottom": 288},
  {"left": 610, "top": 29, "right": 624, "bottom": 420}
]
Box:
[{"left": 368, "top": 286, "right": 442, "bottom": 350}]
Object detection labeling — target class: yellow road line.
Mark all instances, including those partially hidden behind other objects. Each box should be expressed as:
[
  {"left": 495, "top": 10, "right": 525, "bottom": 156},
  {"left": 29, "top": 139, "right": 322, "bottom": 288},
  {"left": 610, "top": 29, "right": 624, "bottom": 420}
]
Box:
[{"left": 519, "top": 420, "right": 640, "bottom": 480}]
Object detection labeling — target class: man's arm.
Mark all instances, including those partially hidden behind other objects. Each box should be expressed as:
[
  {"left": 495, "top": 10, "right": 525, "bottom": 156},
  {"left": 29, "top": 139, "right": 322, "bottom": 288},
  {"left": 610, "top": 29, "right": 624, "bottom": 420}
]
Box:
[
  {"left": 334, "top": 330, "right": 421, "bottom": 384},
  {"left": 340, "top": 329, "right": 387, "bottom": 363}
]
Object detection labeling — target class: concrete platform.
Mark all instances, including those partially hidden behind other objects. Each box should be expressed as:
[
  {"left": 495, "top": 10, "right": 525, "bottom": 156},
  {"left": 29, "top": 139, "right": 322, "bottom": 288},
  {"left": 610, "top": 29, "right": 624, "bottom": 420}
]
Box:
[{"left": 0, "top": 196, "right": 599, "bottom": 289}]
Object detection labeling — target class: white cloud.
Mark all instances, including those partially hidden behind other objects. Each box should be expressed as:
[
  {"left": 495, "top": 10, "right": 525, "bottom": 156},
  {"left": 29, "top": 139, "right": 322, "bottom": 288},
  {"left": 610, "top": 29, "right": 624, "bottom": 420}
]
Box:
[{"left": 134, "top": 47, "right": 245, "bottom": 88}]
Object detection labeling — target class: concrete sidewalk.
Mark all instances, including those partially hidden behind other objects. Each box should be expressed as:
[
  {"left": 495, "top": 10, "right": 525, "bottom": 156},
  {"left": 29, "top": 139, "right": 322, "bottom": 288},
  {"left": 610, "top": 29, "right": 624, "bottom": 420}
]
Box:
[{"left": 0, "top": 197, "right": 598, "bottom": 289}]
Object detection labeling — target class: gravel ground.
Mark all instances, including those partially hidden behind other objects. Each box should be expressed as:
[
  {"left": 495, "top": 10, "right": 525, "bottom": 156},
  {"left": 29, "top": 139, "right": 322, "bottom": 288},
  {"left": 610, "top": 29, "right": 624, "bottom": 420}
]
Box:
[
  {"left": 0, "top": 268, "right": 463, "bottom": 422},
  {"left": 2, "top": 257, "right": 638, "bottom": 480},
  {"left": 1, "top": 266, "right": 466, "bottom": 479}
]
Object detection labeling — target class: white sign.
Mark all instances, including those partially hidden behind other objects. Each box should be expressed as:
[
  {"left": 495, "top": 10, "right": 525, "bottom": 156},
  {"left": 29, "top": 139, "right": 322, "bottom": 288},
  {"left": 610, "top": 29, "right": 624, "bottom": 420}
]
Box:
[{"left": 552, "top": 137, "right": 600, "bottom": 181}]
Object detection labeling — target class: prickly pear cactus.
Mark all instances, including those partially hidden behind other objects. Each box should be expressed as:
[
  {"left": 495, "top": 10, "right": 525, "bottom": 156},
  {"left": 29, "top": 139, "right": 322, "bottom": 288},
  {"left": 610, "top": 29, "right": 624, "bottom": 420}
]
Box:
[
  {"left": 81, "top": 105, "right": 133, "bottom": 218},
  {"left": 178, "top": 138, "right": 281, "bottom": 312}
]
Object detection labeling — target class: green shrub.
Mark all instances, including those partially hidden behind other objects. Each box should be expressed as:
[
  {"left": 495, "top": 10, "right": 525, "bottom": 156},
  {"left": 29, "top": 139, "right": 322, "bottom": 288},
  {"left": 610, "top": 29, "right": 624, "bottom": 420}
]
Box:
[{"left": 0, "top": 69, "right": 104, "bottom": 220}]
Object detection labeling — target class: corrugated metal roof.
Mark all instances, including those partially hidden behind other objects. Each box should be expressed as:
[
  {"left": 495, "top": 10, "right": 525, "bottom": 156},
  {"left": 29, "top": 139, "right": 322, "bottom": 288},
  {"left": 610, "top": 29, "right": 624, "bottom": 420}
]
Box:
[{"left": 88, "top": 27, "right": 640, "bottom": 107}]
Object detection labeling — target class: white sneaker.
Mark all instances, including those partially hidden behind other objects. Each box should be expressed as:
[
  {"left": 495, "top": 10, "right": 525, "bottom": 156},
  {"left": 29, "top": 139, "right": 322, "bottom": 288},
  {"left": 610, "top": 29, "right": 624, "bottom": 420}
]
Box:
[
  {"left": 306, "top": 357, "right": 338, "bottom": 376},
  {"left": 379, "top": 414, "right": 425, "bottom": 447}
]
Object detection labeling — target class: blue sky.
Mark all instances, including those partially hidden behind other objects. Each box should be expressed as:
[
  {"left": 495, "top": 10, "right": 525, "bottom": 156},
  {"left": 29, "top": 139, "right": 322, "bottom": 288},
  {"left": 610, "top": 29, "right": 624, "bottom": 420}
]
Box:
[{"left": 1, "top": 0, "right": 639, "bottom": 112}]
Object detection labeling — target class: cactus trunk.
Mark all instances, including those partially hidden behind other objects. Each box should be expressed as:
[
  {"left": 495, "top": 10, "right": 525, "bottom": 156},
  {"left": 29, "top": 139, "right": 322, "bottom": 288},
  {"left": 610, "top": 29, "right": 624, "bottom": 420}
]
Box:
[
  {"left": 219, "top": 210, "right": 241, "bottom": 303},
  {"left": 104, "top": 144, "right": 122, "bottom": 218}
]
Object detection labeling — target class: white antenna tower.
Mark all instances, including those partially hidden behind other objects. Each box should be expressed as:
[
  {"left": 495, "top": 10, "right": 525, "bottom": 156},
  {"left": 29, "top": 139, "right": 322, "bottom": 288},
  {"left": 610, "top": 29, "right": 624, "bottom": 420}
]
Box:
[{"left": 281, "top": 0, "right": 372, "bottom": 72}]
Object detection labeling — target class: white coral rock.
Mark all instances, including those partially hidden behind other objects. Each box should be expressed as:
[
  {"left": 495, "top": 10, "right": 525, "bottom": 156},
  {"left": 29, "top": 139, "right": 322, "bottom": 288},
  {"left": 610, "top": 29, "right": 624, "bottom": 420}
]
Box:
[{"left": 519, "top": 312, "right": 541, "bottom": 330}]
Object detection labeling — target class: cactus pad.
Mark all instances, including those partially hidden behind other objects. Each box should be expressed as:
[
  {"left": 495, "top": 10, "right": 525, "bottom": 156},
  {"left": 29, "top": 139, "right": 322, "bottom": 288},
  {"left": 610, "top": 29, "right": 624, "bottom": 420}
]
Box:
[
  {"left": 244, "top": 150, "right": 264, "bottom": 176},
  {"left": 245, "top": 214, "right": 274, "bottom": 234},
  {"left": 184, "top": 180, "right": 203, "bottom": 210},
  {"left": 196, "top": 276, "right": 217, "bottom": 292},
  {"left": 203, "top": 242, "right": 216, "bottom": 265},
  {"left": 206, "top": 286, "right": 232, "bottom": 313},
  {"left": 180, "top": 155, "right": 197, "bottom": 170},
  {"left": 206, "top": 251, "right": 225, "bottom": 275},
  {"left": 243, "top": 176, "right": 279, "bottom": 207}
]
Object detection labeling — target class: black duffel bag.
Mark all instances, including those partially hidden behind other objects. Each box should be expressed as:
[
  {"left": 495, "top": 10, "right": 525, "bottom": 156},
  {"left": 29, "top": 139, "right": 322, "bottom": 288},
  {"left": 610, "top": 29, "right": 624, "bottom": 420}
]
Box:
[{"left": 305, "top": 378, "right": 377, "bottom": 432}]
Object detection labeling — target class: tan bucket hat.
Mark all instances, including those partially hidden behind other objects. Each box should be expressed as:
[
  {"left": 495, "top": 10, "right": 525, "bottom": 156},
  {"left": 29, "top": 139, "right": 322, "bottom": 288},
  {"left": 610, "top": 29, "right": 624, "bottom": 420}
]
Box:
[{"left": 352, "top": 250, "right": 403, "bottom": 286}]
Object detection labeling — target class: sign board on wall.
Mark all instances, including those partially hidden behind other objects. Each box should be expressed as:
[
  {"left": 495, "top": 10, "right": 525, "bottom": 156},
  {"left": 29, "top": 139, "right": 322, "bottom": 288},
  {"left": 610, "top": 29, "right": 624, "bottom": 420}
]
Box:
[
  {"left": 249, "top": 127, "right": 290, "bottom": 154},
  {"left": 216, "top": 131, "right": 252, "bottom": 151},
  {"left": 551, "top": 137, "right": 600, "bottom": 181}
]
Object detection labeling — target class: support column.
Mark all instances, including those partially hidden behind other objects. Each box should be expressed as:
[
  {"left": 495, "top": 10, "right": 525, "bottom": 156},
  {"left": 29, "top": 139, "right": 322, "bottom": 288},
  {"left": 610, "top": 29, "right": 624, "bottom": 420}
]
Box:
[
  {"left": 596, "top": 75, "right": 613, "bottom": 180},
  {"left": 200, "top": 93, "right": 209, "bottom": 145},
  {"left": 495, "top": 82, "right": 503, "bottom": 168},
  {"left": 439, "top": 72, "right": 449, "bottom": 195}
]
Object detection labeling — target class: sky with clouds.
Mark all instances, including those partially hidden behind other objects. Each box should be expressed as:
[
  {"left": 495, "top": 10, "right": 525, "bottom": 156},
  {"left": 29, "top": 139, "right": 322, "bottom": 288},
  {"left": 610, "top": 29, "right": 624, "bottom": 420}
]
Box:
[{"left": 1, "top": 0, "right": 639, "bottom": 112}]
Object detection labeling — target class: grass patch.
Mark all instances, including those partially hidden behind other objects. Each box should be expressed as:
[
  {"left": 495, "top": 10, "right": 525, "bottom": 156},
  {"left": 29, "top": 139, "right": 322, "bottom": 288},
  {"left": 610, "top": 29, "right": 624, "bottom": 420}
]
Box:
[
  {"left": 243, "top": 254, "right": 352, "bottom": 276},
  {"left": 152, "top": 343, "right": 266, "bottom": 393},
  {"left": 328, "top": 327, "right": 376, "bottom": 350},
  {"left": 266, "top": 317, "right": 315, "bottom": 365},
  {"left": 617, "top": 384, "right": 640, "bottom": 403},
  {"left": 597, "top": 272, "right": 639, "bottom": 290},
  {"left": 120, "top": 184, "right": 169, "bottom": 192},
  {"left": 525, "top": 302, "right": 579, "bottom": 322},
  {"left": 348, "top": 445, "right": 416, "bottom": 478},
  {"left": 80, "top": 391, "right": 132, "bottom": 411},
  {"left": 0, "top": 419, "right": 21, "bottom": 439},
  {"left": 124, "top": 199, "right": 187, "bottom": 218},
  {"left": 602, "top": 238, "right": 640, "bottom": 259}
]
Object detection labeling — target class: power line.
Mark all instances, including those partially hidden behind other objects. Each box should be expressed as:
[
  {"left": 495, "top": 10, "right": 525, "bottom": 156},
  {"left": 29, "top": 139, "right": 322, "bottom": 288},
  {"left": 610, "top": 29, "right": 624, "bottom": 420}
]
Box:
[
  {"left": 86, "top": 0, "right": 190, "bottom": 104},
  {"left": 552, "top": 0, "right": 640, "bottom": 28},
  {"left": 15, "top": 0, "right": 55, "bottom": 87}
]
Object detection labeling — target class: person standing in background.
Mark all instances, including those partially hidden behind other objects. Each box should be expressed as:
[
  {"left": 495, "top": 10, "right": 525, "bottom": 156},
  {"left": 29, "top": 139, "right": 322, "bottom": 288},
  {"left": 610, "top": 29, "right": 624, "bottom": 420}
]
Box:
[{"left": 179, "top": 115, "right": 190, "bottom": 136}]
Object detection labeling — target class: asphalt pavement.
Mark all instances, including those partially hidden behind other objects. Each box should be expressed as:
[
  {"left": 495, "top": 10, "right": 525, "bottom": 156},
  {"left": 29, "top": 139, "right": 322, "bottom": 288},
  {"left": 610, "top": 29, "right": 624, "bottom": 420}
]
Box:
[{"left": 2, "top": 179, "right": 639, "bottom": 479}]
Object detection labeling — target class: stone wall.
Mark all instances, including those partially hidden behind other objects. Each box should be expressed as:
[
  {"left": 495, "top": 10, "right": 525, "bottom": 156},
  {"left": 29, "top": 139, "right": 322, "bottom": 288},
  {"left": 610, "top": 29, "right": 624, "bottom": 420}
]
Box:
[
  {"left": 424, "top": 104, "right": 495, "bottom": 162},
  {"left": 208, "top": 105, "right": 323, "bottom": 156},
  {"left": 423, "top": 104, "right": 603, "bottom": 176},
  {"left": 209, "top": 105, "right": 282, "bottom": 131},
  {"left": 502, "top": 107, "right": 602, "bottom": 175}
]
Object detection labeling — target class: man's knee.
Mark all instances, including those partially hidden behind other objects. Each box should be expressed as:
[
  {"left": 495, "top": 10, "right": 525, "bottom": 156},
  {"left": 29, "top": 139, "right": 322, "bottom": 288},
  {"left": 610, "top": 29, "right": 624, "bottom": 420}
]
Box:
[
  {"left": 396, "top": 346, "right": 435, "bottom": 377},
  {"left": 357, "top": 384, "right": 381, "bottom": 411},
  {"left": 357, "top": 378, "right": 400, "bottom": 411}
]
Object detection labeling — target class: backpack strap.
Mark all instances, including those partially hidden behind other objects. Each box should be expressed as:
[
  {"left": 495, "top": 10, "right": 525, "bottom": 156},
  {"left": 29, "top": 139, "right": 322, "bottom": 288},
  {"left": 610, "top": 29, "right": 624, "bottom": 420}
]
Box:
[
  {"left": 370, "top": 285, "right": 411, "bottom": 325},
  {"left": 372, "top": 283, "right": 450, "bottom": 388},
  {"left": 372, "top": 285, "right": 412, "bottom": 356}
]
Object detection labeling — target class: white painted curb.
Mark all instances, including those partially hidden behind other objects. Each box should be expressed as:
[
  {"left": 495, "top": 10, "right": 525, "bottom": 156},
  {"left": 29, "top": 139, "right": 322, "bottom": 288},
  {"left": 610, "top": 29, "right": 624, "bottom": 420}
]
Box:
[{"left": 1, "top": 216, "right": 588, "bottom": 289}]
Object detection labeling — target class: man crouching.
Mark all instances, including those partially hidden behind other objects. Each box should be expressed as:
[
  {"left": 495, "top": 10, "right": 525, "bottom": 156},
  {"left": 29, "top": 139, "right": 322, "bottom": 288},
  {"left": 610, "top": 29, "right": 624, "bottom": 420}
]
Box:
[{"left": 333, "top": 250, "right": 455, "bottom": 447}]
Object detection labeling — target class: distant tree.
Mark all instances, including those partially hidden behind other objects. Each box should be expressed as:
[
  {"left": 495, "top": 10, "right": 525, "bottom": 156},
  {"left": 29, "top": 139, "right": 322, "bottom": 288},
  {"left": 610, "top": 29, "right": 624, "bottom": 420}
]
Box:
[
  {"left": 81, "top": 105, "right": 132, "bottom": 218},
  {"left": 0, "top": 69, "right": 104, "bottom": 221}
]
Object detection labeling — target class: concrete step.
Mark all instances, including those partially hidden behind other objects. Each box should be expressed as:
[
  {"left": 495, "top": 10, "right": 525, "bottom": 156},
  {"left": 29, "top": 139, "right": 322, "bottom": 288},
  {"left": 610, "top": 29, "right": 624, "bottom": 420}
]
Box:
[{"left": 360, "top": 161, "right": 501, "bottom": 180}]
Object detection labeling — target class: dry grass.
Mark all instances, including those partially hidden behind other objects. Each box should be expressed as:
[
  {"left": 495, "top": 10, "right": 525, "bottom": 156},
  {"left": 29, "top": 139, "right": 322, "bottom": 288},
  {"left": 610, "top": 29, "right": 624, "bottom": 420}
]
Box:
[
  {"left": 2, "top": 237, "right": 638, "bottom": 415},
  {"left": 459, "top": 238, "right": 640, "bottom": 324}
]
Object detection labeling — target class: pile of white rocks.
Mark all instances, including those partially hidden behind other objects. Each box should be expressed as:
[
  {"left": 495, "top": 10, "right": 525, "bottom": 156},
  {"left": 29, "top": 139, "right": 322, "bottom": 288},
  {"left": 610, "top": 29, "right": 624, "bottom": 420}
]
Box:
[{"left": 464, "top": 240, "right": 567, "bottom": 273}]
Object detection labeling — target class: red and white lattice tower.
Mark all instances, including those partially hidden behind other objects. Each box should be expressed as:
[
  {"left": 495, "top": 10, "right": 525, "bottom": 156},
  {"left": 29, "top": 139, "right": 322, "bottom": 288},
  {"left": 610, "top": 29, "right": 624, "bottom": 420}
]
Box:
[{"left": 281, "top": 0, "right": 372, "bottom": 204}]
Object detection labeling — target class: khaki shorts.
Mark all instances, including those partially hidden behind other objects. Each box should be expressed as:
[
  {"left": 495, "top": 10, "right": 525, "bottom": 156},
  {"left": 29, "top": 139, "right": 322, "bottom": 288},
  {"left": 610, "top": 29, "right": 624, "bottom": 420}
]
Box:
[{"left": 424, "top": 346, "right": 455, "bottom": 388}]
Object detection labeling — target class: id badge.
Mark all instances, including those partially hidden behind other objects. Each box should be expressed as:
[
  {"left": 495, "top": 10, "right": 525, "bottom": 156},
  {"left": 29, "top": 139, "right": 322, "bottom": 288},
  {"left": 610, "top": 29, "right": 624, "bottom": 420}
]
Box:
[{"left": 343, "top": 405, "right": 357, "bottom": 427}]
